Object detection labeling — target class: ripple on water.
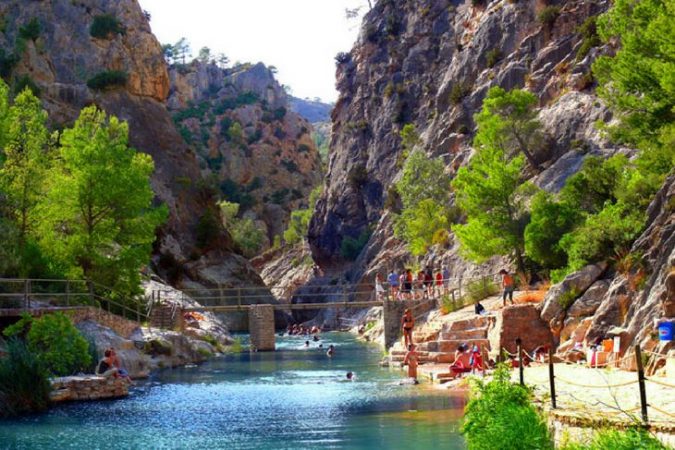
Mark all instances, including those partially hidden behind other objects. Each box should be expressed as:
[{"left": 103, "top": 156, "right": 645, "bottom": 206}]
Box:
[{"left": 0, "top": 333, "right": 466, "bottom": 450}]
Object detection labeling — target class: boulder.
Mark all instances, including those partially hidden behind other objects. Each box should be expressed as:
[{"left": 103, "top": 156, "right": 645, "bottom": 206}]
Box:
[
  {"left": 488, "top": 304, "right": 553, "bottom": 355},
  {"left": 540, "top": 262, "right": 608, "bottom": 323},
  {"left": 568, "top": 280, "right": 610, "bottom": 318},
  {"left": 584, "top": 277, "right": 632, "bottom": 344}
]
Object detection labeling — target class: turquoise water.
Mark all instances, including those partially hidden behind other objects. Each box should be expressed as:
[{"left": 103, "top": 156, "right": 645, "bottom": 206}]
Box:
[{"left": 0, "top": 333, "right": 466, "bottom": 449}]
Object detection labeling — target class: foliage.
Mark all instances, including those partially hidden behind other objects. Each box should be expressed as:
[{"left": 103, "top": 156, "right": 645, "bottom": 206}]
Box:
[
  {"left": 340, "top": 228, "right": 371, "bottom": 261},
  {"left": 335, "top": 52, "right": 351, "bottom": 65},
  {"left": 560, "top": 155, "right": 625, "bottom": 214},
  {"left": 560, "top": 203, "right": 644, "bottom": 272},
  {"left": 5, "top": 313, "right": 91, "bottom": 376},
  {"left": 464, "top": 277, "right": 500, "bottom": 303},
  {"left": 219, "top": 201, "right": 265, "bottom": 258},
  {"left": 560, "top": 428, "right": 667, "bottom": 450},
  {"left": 486, "top": 48, "right": 502, "bottom": 67},
  {"left": 0, "top": 48, "right": 19, "bottom": 78},
  {"left": 449, "top": 83, "right": 469, "bottom": 105},
  {"left": 462, "top": 365, "right": 552, "bottom": 450},
  {"left": 538, "top": 6, "right": 561, "bottom": 26},
  {"left": 473, "top": 86, "right": 543, "bottom": 171},
  {"left": 0, "top": 339, "right": 51, "bottom": 417},
  {"left": 13, "top": 75, "right": 40, "bottom": 97},
  {"left": 18, "top": 18, "right": 40, "bottom": 41},
  {"left": 394, "top": 148, "right": 453, "bottom": 255},
  {"left": 452, "top": 145, "right": 532, "bottom": 273},
  {"left": 36, "top": 106, "right": 167, "bottom": 296},
  {"left": 90, "top": 14, "right": 125, "bottom": 39},
  {"left": 557, "top": 288, "right": 580, "bottom": 311},
  {"left": 283, "top": 186, "right": 322, "bottom": 245},
  {"left": 347, "top": 164, "right": 368, "bottom": 188},
  {"left": 524, "top": 191, "right": 580, "bottom": 270},
  {"left": 592, "top": 0, "right": 674, "bottom": 151},
  {"left": 86, "top": 70, "right": 128, "bottom": 90},
  {"left": 196, "top": 208, "right": 222, "bottom": 250},
  {"left": 576, "top": 16, "right": 601, "bottom": 61}
]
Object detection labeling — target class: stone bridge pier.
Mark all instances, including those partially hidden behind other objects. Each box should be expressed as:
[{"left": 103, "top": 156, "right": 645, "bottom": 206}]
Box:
[{"left": 249, "top": 304, "right": 275, "bottom": 351}]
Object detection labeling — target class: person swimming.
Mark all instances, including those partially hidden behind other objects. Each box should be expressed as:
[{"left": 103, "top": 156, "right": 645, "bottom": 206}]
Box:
[
  {"left": 327, "top": 345, "right": 335, "bottom": 357},
  {"left": 312, "top": 335, "right": 320, "bottom": 342},
  {"left": 346, "top": 371, "right": 356, "bottom": 381},
  {"left": 304, "top": 340, "right": 310, "bottom": 348}
]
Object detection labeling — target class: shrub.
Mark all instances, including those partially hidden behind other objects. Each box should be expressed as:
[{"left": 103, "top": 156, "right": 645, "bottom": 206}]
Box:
[
  {"left": 196, "top": 208, "right": 222, "bottom": 249},
  {"left": 90, "top": 14, "right": 125, "bottom": 39},
  {"left": 281, "top": 159, "right": 299, "bottom": 173},
  {"left": 560, "top": 428, "right": 667, "bottom": 450},
  {"left": 449, "top": 83, "right": 469, "bottom": 104},
  {"left": 283, "top": 208, "right": 312, "bottom": 245},
  {"left": 539, "top": 6, "right": 561, "bottom": 26},
  {"left": 486, "top": 48, "right": 502, "bottom": 68},
  {"left": 462, "top": 365, "right": 552, "bottom": 450},
  {"left": 347, "top": 164, "right": 368, "bottom": 188},
  {"left": 5, "top": 313, "right": 92, "bottom": 376},
  {"left": 18, "top": 18, "right": 40, "bottom": 41},
  {"left": 464, "top": 277, "right": 500, "bottom": 303},
  {"left": 0, "top": 339, "right": 51, "bottom": 417},
  {"left": 13, "top": 75, "right": 40, "bottom": 97},
  {"left": 335, "top": 52, "right": 351, "bottom": 65},
  {"left": 340, "top": 228, "right": 371, "bottom": 261},
  {"left": 273, "top": 107, "right": 287, "bottom": 120},
  {"left": 575, "top": 16, "right": 600, "bottom": 61},
  {"left": 0, "top": 48, "right": 19, "bottom": 78},
  {"left": 86, "top": 70, "right": 128, "bottom": 90}
]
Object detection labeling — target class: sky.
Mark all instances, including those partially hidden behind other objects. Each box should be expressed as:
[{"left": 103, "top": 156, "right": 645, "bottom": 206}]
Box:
[{"left": 139, "top": 0, "right": 369, "bottom": 103}]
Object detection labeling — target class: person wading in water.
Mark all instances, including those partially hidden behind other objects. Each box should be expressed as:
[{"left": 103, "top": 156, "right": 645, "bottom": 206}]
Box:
[
  {"left": 401, "top": 309, "right": 414, "bottom": 347},
  {"left": 403, "top": 344, "right": 419, "bottom": 384}
]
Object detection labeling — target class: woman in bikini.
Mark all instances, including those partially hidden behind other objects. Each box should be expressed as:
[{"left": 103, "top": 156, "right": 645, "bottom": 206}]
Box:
[
  {"left": 401, "top": 309, "right": 414, "bottom": 347},
  {"left": 403, "top": 344, "right": 419, "bottom": 384}
]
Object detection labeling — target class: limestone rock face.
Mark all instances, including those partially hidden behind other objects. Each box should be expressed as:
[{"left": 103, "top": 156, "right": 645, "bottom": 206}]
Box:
[
  {"left": 167, "top": 61, "right": 322, "bottom": 246},
  {"left": 308, "top": 0, "right": 615, "bottom": 271},
  {"left": 0, "top": 0, "right": 267, "bottom": 289},
  {"left": 566, "top": 280, "right": 610, "bottom": 318},
  {"left": 540, "top": 262, "right": 607, "bottom": 323}
]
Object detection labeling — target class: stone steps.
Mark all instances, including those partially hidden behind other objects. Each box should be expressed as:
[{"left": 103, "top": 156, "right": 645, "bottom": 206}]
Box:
[
  {"left": 418, "top": 338, "right": 490, "bottom": 354},
  {"left": 444, "top": 316, "right": 490, "bottom": 331},
  {"left": 440, "top": 327, "right": 488, "bottom": 341}
]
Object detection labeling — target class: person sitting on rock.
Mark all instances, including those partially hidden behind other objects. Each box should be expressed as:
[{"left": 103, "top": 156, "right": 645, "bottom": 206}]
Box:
[
  {"left": 96, "top": 349, "right": 119, "bottom": 378},
  {"left": 448, "top": 345, "right": 472, "bottom": 379},
  {"left": 107, "top": 348, "right": 133, "bottom": 384},
  {"left": 474, "top": 301, "right": 487, "bottom": 316}
]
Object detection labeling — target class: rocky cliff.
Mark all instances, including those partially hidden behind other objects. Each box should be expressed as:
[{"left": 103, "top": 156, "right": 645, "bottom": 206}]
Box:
[
  {"left": 310, "top": 0, "right": 615, "bottom": 271},
  {"left": 167, "top": 61, "right": 322, "bottom": 244},
  {"left": 0, "top": 0, "right": 266, "bottom": 289},
  {"left": 305, "top": 0, "right": 672, "bottom": 354}
]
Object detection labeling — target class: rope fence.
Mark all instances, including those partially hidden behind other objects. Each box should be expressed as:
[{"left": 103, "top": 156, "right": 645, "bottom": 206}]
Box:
[{"left": 510, "top": 341, "right": 674, "bottom": 426}]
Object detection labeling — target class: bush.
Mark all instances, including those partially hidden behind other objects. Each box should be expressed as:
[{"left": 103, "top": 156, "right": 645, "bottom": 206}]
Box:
[
  {"left": 0, "top": 48, "right": 19, "bottom": 78},
  {"left": 340, "top": 228, "right": 371, "bottom": 261},
  {"left": 273, "top": 107, "right": 287, "bottom": 120},
  {"left": 557, "top": 288, "right": 580, "bottom": 311},
  {"left": 18, "top": 18, "right": 40, "bottom": 41},
  {"left": 335, "top": 52, "right": 351, "bottom": 65},
  {"left": 449, "top": 83, "right": 469, "bottom": 104},
  {"left": 486, "top": 48, "right": 502, "bottom": 68},
  {"left": 5, "top": 313, "right": 91, "bottom": 376},
  {"left": 560, "top": 428, "right": 667, "bottom": 450},
  {"left": 90, "top": 14, "right": 125, "bottom": 39},
  {"left": 13, "top": 75, "right": 41, "bottom": 97},
  {"left": 0, "top": 339, "right": 51, "bottom": 417},
  {"left": 464, "top": 277, "right": 500, "bottom": 303},
  {"left": 196, "top": 208, "right": 222, "bottom": 249},
  {"left": 462, "top": 366, "right": 552, "bottom": 450},
  {"left": 347, "top": 164, "right": 368, "bottom": 188},
  {"left": 539, "top": 6, "right": 561, "bottom": 26},
  {"left": 86, "top": 70, "right": 128, "bottom": 91},
  {"left": 283, "top": 208, "right": 312, "bottom": 245}
]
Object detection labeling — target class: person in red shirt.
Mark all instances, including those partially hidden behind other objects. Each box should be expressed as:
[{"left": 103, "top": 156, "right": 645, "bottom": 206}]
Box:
[{"left": 499, "top": 269, "right": 515, "bottom": 307}]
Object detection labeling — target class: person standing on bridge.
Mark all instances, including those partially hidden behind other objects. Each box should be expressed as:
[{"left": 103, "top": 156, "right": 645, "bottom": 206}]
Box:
[
  {"left": 375, "top": 273, "right": 386, "bottom": 301},
  {"left": 387, "top": 269, "right": 399, "bottom": 300},
  {"left": 401, "top": 309, "right": 414, "bottom": 348}
]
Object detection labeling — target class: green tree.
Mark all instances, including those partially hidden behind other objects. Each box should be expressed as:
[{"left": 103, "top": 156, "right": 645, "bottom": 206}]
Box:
[
  {"left": 282, "top": 185, "right": 323, "bottom": 245},
  {"left": 36, "top": 106, "right": 166, "bottom": 295},
  {"left": 451, "top": 146, "right": 532, "bottom": 273},
  {"left": 394, "top": 149, "right": 453, "bottom": 256},
  {"left": 197, "top": 46, "right": 211, "bottom": 63},
  {"left": 560, "top": 155, "right": 627, "bottom": 214},
  {"left": 0, "top": 339, "right": 51, "bottom": 417},
  {"left": 0, "top": 88, "right": 50, "bottom": 243},
  {"left": 474, "top": 86, "right": 544, "bottom": 172},
  {"left": 219, "top": 201, "right": 265, "bottom": 258},
  {"left": 592, "top": 0, "right": 674, "bottom": 150},
  {"left": 173, "top": 37, "right": 191, "bottom": 64},
  {"left": 524, "top": 191, "right": 580, "bottom": 270}
]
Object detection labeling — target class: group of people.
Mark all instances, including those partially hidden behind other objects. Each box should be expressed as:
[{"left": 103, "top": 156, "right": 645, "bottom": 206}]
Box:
[
  {"left": 96, "top": 347, "right": 133, "bottom": 384},
  {"left": 376, "top": 266, "right": 451, "bottom": 301},
  {"left": 447, "top": 344, "right": 487, "bottom": 380},
  {"left": 285, "top": 324, "right": 322, "bottom": 336}
]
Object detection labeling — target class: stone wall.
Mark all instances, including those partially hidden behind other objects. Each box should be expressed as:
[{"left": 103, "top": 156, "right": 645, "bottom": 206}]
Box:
[
  {"left": 488, "top": 304, "right": 553, "bottom": 355},
  {"left": 50, "top": 376, "right": 129, "bottom": 403},
  {"left": 383, "top": 299, "right": 438, "bottom": 349},
  {"left": 249, "top": 305, "right": 275, "bottom": 351},
  {"left": 67, "top": 307, "right": 141, "bottom": 339}
]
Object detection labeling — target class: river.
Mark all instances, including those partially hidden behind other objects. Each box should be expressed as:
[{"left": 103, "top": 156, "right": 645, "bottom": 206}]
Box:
[{"left": 0, "top": 333, "right": 466, "bottom": 449}]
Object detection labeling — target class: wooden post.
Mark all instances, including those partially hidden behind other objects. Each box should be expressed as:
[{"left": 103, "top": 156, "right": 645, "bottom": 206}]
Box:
[
  {"left": 458, "top": 276, "right": 463, "bottom": 303},
  {"left": 635, "top": 345, "right": 649, "bottom": 424},
  {"left": 24, "top": 279, "right": 31, "bottom": 310},
  {"left": 548, "top": 346, "right": 557, "bottom": 409},
  {"left": 87, "top": 280, "right": 94, "bottom": 303},
  {"left": 516, "top": 337, "right": 524, "bottom": 386},
  {"left": 65, "top": 280, "right": 70, "bottom": 307}
]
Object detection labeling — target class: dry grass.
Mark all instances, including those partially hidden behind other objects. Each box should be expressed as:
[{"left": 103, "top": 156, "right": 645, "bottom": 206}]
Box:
[{"left": 515, "top": 290, "right": 547, "bottom": 304}]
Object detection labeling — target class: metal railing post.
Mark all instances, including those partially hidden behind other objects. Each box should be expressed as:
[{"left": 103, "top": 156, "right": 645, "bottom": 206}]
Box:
[
  {"left": 635, "top": 345, "right": 649, "bottom": 424},
  {"left": 548, "top": 346, "right": 556, "bottom": 409},
  {"left": 65, "top": 280, "right": 70, "bottom": 307},
  {"left": 516, "top": 337, "right": 524, "bottom": 386},
  {"left": 24, "top": 279, "right": 31, "bottom": 310}
]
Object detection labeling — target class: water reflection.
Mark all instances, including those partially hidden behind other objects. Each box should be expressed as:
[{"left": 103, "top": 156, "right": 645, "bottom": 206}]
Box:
[{"left": 0, "top": 333, "right": 466, "bottom": 449}]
